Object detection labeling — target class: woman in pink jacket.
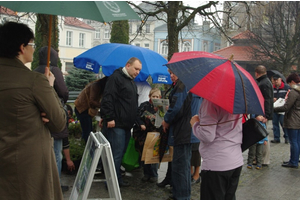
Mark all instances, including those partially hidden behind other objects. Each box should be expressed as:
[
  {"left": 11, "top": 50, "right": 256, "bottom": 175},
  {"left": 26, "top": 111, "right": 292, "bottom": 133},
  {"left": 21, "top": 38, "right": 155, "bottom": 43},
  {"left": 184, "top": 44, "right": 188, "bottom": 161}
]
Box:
[{"left": 190, "top": 99, "right": 243, "bottom": 200}]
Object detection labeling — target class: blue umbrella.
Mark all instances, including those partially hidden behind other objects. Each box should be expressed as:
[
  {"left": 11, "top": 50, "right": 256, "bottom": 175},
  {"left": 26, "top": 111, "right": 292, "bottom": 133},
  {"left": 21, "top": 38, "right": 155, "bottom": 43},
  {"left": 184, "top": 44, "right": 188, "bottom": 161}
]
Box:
[{"left": 73, "top": 43, "right": 172, "bottom": 84}]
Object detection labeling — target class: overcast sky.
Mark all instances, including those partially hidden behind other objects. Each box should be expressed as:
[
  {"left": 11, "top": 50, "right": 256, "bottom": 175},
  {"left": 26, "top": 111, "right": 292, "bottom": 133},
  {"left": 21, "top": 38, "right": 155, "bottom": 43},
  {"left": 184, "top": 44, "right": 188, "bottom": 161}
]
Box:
[{"left": 183, "top": 1, "right": 224, "bottom": 24}]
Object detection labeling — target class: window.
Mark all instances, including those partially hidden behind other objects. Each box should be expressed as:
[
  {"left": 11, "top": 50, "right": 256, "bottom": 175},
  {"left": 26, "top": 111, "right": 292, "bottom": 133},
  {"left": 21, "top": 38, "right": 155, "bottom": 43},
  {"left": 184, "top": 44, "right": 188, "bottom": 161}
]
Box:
[
  {"left": 129, "top": 24, "right": 132, "bottom": 34},
  {"left": 95, "top": 29, "right": 100, "bottom": 39},
  {"left": 144, "top": 43, "right": 149, "bottom": 49},
  {"left": 161, "top": 41, "right": 168, "bottom": 55},
  {"left": 146, "top": 24, "right": 150, "bottom": 33},
  {"left": 104, "top": 29, "right": 110, "bottom": 39},
  {"left": 135, "top": 43, "right": 140, "bottom": 47},
  {"left": 79, "top": 33, "right": 85, "bottom": 47},
  {"left": 182, "top": 41, "right": 191, "bottom": 52},
  {"left": 203, "top": 41, "right": 209, "bottom": 52},
  {"left": 66, "top": 31, "right": 73, "bottom": 46},
  {"left": 214, "top": 43, "right": 220, "bottom": 51},
  {"left": 65, "top": 62, "right": 75, "bottom": 72},
  {"left": 136, "top": 25, "right": 139, "bottom": 33}
]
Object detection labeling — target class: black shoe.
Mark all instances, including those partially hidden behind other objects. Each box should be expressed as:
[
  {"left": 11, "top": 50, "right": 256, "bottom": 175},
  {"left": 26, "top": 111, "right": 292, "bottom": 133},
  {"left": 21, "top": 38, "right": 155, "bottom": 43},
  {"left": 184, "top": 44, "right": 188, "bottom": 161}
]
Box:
[
  {"left": 285, "top": 139, "right": 289, "bottom": 144},
  {"left": 191, "top": 177, "right": 201, "bottom": 184},
  {"left": 282, "top": 163, "right": 298, "bottom": 169},
  {"left": 157, "top": 178, "right": 170, "bottom": 188},
  {"left": 120, "top": 168, "right": 126, "bottom": 176},
  {"left": 149, "top": 177, "right": 158, "bottom": 183},
  {"left": 271, "top": 140, "right": 280, "bottom": 143},
  {"left": 141, "top": 175, "right": 150, "bottom": 182},
  {"left": 61, "top": 185, "right": 69, "bottom": 192},
  {"left": 119, "top": 181, "right": 130, "bottom": 187}
]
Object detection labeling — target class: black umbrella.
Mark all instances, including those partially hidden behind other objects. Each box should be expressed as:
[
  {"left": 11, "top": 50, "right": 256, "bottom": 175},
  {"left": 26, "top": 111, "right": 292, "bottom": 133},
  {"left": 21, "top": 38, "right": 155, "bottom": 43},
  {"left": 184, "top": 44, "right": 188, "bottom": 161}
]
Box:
[
  {"left": 267, "top": 70, "right": 286, "bottom": 83},
  {"left": 158, "top": 126, "right": 169, "bottom": 163}
]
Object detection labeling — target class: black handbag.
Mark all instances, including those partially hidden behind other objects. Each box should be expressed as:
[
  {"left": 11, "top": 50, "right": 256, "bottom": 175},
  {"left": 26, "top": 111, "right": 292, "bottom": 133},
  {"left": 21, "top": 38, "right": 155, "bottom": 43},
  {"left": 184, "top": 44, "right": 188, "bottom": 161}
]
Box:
[{"left": 241, "top": 118, "right": 269, "bottom": 152}]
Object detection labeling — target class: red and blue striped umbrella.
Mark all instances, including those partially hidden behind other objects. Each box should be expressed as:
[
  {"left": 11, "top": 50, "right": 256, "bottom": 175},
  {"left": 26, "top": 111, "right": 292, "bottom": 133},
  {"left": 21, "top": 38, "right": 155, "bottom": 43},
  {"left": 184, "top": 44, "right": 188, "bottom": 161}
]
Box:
[{"left": 165, "top": 51, "right": 264, "bottom": 115}]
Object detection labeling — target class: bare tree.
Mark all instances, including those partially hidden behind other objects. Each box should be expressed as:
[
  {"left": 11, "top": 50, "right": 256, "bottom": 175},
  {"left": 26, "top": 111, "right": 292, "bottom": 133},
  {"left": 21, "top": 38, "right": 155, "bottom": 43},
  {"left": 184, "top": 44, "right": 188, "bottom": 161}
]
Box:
[
  {"left": 128, "top": 1, "right": 221, "bottom": 60},
  {"left": 128, "top": 1, "right": 261, "bottom": 61},
  {"left": 250, "top": 1, "right": 300, "bottom": 76}
]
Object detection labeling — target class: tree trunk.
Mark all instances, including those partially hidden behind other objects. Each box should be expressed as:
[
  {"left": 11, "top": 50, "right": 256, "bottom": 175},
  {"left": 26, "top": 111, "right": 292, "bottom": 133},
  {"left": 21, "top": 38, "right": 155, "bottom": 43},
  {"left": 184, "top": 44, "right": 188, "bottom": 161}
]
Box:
[{"left": 167, "top": 2, "right": 179, "bottom": 61}]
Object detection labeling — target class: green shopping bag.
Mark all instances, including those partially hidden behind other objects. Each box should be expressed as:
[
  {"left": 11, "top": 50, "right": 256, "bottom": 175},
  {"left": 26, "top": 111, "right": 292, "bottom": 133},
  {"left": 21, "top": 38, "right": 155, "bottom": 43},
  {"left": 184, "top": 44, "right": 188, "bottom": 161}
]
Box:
[{"left": 122, "top": 137, "right": 140, "bottom": 171}]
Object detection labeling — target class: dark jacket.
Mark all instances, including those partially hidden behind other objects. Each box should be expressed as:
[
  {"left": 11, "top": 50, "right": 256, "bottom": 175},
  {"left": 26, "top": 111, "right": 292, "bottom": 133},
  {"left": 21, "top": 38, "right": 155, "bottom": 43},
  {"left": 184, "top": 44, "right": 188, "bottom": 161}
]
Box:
[
  {"left": 100, "top": 68, "right": 139, "bottom": 129},
  {"left": 273, "top": 81, "right": 290, "bottom": 100},
  {"left": 34, "top": 47, "right": 69, "bottom": 139},
  {"left": 256, "top": 74, "right": 274, "bottom": 120},
  {"left": 274, "top": 84, "right": 300, "bottom": 129},
  {"left": 133, "top": 101, "right": 158, "bottom": 153},
  {"left": 34, "top": 47, "right": 69, "bottom": 103},
  {"left": 135, "top": 101, "right": 157, "bottom": 131},
  {"left": 164, "top": 80, "right": 194, "bottom": 145}
]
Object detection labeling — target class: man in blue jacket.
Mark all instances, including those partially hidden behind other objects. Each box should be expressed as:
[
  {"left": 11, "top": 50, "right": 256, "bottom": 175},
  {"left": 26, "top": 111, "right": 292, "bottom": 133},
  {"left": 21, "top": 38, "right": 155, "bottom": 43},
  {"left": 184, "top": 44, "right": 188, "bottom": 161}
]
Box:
[
  {"left": 162, "top": 69, "right": 201, "bottom": 200},
  {"left": 100, "top": 57, "right": 142, "bottom": 187}
]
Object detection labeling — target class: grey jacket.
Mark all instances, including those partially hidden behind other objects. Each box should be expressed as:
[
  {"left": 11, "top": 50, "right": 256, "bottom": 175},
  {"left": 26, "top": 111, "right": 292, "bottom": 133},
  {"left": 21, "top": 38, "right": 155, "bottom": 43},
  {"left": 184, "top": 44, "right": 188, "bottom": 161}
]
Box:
[{"left": 274, "top": 84, "right": 300, "bottom": 129}]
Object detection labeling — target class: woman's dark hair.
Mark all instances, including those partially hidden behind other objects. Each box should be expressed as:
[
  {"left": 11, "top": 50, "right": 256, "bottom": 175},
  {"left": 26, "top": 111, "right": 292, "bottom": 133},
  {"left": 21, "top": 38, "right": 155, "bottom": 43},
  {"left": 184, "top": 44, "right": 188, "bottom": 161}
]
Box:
[
  {"left": 286, "top": 73, "right": 300, "bottom": 84},
  {"left": 0, "top": 22, "right": 34, "bottom": 58}
]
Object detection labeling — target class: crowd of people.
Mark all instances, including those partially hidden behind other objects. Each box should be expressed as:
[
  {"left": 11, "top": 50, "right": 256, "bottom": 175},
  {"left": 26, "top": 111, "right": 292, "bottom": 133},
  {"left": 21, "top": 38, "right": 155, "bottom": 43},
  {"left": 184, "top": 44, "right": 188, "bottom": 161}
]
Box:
[{"left": 1, "top": 21, "right": 300, "bottom": 200}]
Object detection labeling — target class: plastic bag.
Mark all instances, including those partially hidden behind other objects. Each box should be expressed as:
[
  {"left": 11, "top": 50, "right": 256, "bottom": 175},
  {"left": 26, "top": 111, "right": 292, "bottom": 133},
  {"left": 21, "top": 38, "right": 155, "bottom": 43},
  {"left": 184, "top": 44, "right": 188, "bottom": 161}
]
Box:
[{"left": 121, "top": 137, "right": 140, "bottom": 171}]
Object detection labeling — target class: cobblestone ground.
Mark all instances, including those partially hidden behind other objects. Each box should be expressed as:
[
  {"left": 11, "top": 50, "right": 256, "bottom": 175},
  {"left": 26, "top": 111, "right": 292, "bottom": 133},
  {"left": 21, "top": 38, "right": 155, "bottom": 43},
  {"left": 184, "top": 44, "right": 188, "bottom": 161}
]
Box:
[{"left": 62, "top": 124, "right": 300, "bottom": 200}]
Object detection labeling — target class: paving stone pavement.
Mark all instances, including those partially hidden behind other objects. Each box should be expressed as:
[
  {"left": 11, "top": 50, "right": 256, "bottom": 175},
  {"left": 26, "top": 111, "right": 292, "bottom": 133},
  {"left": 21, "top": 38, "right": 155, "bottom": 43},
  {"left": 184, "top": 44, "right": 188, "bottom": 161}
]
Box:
[{"left": 62, "top": 124, "right": 300, "bottom": 200}]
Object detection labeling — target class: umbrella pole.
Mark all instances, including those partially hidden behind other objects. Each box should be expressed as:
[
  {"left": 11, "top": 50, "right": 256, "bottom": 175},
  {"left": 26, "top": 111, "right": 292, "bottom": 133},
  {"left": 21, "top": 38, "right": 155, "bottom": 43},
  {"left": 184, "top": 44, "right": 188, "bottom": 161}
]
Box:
[{"left": 46, "top": 15, "right": 53, "bottom": 70}]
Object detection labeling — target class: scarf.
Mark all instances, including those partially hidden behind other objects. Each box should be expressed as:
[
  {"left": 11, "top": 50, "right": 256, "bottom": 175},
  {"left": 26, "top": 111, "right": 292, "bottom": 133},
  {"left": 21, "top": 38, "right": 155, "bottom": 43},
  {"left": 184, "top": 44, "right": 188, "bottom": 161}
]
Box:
[{"left": 122, "top": 67, "right": 134, "bottom": 79}]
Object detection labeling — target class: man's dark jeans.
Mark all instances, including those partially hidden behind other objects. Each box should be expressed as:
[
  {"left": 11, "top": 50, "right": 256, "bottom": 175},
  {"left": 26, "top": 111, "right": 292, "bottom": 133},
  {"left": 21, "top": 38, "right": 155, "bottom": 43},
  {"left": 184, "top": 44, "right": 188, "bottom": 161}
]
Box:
[
  {"left": 172, "top": 143, "right": 192, "bottom": 200},
  {"left": 272, "top": 113, "right": 288, "bottom": 141},
  {"left": 102, "top": 125, "right": 131, "bottom": 184}
]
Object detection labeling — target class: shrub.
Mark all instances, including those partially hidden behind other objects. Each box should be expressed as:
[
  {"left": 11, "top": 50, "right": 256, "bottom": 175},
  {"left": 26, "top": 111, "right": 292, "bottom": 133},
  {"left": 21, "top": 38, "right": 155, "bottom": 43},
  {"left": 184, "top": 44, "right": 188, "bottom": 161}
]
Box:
[{"left": 68, "top": 136, "right": 86, "bottom": 161}]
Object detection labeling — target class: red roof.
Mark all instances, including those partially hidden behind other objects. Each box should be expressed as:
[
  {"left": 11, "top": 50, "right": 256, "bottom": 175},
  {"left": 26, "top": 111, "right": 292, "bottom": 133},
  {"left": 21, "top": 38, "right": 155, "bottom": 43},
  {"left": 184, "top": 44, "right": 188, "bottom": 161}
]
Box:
[
  {"left": 213, "top": 30, "right": 262, "bottom": 62},
  {"left": 232, "top": 30, "right": 254, "bottom": 40},
  {"left": 64, "top": 17, "right": 94, "bottom": 30},
  {"left": 213, "top": 45, "right": 257, "bottom": 62},
  {"left": 0, "top": 6, "right": 17, "bottom": 16}
]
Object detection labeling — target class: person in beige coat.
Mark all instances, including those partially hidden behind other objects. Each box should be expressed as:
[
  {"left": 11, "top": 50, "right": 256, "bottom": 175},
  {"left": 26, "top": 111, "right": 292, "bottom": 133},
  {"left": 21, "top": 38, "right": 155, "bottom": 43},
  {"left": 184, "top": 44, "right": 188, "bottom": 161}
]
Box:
[{"left": 0, "top": 22, "right": 66, "bottom": 200}]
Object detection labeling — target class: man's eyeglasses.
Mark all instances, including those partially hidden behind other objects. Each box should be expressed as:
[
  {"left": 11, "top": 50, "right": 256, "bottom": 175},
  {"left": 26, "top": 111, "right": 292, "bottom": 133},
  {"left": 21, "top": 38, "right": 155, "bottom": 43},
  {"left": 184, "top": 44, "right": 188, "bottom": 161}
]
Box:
[{"left": 27, "top": 43, "right": 36, "bottom": 48}]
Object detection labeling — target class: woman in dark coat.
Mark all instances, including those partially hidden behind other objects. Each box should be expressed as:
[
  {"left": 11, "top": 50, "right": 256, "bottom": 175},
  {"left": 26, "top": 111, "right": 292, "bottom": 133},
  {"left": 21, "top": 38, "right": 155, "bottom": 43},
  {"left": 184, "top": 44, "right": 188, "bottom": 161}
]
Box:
[
  {"left": 0, "top": 22, "right": 66, "bottom": 200},
  {"left": 274, "top": 73, "right": 300, "bottom": 168}
]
